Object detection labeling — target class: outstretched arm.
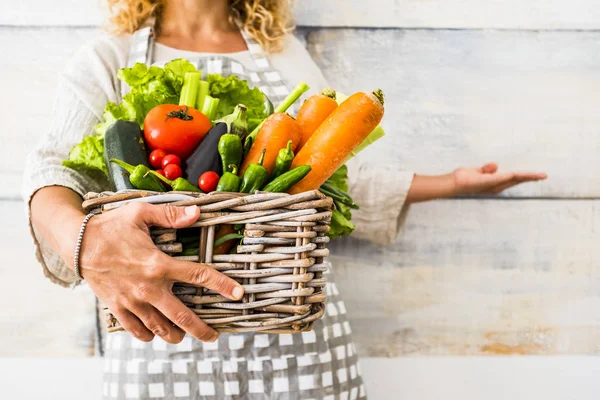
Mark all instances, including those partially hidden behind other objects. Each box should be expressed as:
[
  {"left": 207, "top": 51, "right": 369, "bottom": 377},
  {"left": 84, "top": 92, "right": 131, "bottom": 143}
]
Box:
[{"left": 406, "top": 162, "right": 547, "bottom": 204}]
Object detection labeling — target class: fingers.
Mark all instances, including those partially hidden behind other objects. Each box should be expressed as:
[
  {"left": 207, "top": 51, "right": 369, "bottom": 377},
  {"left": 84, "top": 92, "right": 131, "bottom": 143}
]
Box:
[
  {"left": 165, "top": 256, "right": 244, "bottom": 301},
  {"left": 479, "top": 162, "right": 498, "bottom": 174},
  {"left": 128, "top": 301, "right": 186, "bottom": 344},
  {"left": 110, "top": 307, "right": 154, "bottom": 342},
  {"left": 480, "top": 172, "right": 516, "bottom": 188},
  {"left": 512, "top": 172, "right": 548, "bottom": 181},
  {"left": 129, "top": 203, "right": 200, "bottom": 229},
  {"left": 155, "top": 292, "right": 218, "bottom": 342}
]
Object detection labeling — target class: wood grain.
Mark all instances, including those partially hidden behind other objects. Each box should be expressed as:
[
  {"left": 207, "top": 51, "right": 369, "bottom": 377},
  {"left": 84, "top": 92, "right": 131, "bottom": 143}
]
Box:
[
  {"left": 4, "top": 0, "right": 600, "bottom": 30},
  {"left": 4, "top": 27, "right": 600, "bottom": 198},
  {"left": 329, "top": 199, "right": 600, "bottom": 356},
  {"left": 0, "top": 27, "right": 97, "bottom": 199},
  {"left": 306, "top": 28, "right": 600, "bottom": 198}
]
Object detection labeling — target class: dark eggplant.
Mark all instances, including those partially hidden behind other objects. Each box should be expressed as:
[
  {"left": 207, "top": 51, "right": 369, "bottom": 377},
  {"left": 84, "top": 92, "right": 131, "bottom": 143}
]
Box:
[
  {"left": 104, "top": 120, "right": 149, "bottom": 191},
  {"left": 184, "top": 105, "right": 247, "bottom": 185}
]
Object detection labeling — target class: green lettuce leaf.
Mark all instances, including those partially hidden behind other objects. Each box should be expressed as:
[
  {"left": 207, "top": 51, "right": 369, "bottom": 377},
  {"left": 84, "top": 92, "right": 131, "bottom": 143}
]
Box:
[
  {"left": 65, "top": 59, "right": 197, "bottom": 173},
  {"left": 324, "top": 164, "right": 357, "bottom": 238},
  {"left": 327, "top": 164, "right": 349, "bottom": 192},
  {"left": 206, "top": 74, "right": 267, "bottom": 131},
  {"left": 329, "top": 209, "right": 356, "bottom": 239},
  {"left": 62, "top": 135, "right": 106, "bottom": 175}
]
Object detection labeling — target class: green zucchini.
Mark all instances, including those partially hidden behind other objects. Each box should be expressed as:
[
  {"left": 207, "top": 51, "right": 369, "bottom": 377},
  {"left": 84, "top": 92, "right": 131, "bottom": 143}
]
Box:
[{"left": 104, "top": 121, "right": 149, "bottom": 191}]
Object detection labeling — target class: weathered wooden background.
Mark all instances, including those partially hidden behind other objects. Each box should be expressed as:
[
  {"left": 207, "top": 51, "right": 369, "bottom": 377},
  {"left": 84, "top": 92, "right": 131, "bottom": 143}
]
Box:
[{"left": 2, "top": 0, "right": 600, "bottom": 357}]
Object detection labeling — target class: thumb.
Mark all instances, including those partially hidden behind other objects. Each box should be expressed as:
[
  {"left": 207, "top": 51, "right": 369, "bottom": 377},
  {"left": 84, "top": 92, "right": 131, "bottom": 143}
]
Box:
[
  {"left": 134, "top": 204, "right": 200, "bottom": 229},
  {"left": 479, "top": 162, "right": 498, "bottom": 174}
]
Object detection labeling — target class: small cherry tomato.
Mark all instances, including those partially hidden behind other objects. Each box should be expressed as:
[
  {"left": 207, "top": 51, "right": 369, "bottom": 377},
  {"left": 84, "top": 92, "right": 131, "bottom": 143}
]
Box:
[
  {"left": 161, "top": 154, "right": 181, "bottom": 169},
  {"left": 164, "top": 164, "right": 182, "bottom": 180},
  {"left": 149, "top": 149, "right": 167, "bottom": 169},
  {"left": 199, "top": 171, "right": 220, "bottom": 192},
  {"left": 155, "top": 169, "right": 165, "bottom": 177}
]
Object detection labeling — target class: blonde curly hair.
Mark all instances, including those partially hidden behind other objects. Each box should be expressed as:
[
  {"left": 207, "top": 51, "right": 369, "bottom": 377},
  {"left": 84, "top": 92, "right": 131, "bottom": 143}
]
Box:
[{"left": 106, "top": 0, "right": 295, "bottom": 53}]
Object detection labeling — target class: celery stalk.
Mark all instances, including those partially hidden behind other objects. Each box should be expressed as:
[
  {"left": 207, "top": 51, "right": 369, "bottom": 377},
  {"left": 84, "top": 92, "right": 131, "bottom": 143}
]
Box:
[
  {"left": 179, "top": 72, "right": 201, "bottom": 107},
  {"left": 202, "top": 96, "right": 220, "bottom": 121},
  {"left": 246, "top": 82, "right": 310, "bottom": 143},
  {"left": 196, "top": 80, "right": 209, "bottom": 111}
]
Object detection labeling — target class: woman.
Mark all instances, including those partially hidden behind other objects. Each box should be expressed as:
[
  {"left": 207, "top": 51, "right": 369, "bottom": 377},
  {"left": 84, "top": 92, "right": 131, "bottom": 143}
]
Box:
[{"left": 24, "top": 0, "right": 546, "bottom": 398}]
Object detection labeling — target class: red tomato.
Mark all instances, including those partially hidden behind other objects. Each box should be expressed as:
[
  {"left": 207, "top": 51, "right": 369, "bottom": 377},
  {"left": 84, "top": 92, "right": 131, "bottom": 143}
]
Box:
[
  {"left": 155, "top": 169, "right": 165, "bottom": 177},
  {"left": 149, "top": 149, "right": 167, "bottom": 169},
  {"left": 164, "top": 164, "right": 182, "bottom": 181},
  {"left": 199, "top": 171, "right": 220, "bottom": 192},
  {"left": 144, "top": 105, "right": 211, "bottom": 159},
  {"left": 161, "top": 154, "right": 181, "bottom": 169}
]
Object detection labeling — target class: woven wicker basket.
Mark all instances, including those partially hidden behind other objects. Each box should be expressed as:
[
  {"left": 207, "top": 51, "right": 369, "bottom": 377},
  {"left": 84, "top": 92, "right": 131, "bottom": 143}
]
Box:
[{"left": 82, "top": 189, "right": 332, "bottom": 334}]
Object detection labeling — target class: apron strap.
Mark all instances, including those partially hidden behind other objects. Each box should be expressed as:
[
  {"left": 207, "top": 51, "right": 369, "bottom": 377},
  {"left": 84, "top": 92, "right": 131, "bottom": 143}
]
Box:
[
  {"left": 238, "top": 25, "right": 274, "bottom": 71},
  {"left": 237, "top": 23, "right": 290, "bottom": 99}
]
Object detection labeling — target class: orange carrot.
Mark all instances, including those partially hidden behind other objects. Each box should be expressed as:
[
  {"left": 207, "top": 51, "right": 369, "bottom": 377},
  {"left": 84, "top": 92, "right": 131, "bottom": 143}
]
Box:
[
  {"left": 296, "top": 89, "right": 338, "bottom": 151},
  {"left": 288, "top": 90, "right": 385, "bottom": 194},
  {"left": 213, "top": 224, "right": 237, "bottom": 255},
  {"left": 239, "top": 113, "right": 303, "bottom": 176}
]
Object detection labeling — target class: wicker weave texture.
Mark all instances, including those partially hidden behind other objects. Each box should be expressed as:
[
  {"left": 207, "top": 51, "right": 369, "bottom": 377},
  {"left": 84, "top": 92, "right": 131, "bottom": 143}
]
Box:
[{"left": 82, "top": 190, "right": 332, "bottom": 334}]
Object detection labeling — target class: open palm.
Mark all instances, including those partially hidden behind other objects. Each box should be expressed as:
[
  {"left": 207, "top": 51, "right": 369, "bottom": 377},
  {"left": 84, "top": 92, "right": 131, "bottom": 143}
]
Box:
[{"left": 453, "top": 162, "right": 547, "bottom": 195}]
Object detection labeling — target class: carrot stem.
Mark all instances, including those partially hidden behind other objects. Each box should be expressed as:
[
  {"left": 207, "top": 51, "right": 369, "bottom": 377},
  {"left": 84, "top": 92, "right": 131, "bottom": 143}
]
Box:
[
  {"left": 372, "top": 89, "right": 385, "bottom": 106},
  {"left": 321, "top": 88, "right": 336, "bottom": 100}
]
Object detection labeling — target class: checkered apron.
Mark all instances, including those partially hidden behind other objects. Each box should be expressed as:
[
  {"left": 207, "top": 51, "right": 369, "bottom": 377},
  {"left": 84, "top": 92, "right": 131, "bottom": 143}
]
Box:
[{"left": 102, "top": 21, "right": 366, "bottom": 400}]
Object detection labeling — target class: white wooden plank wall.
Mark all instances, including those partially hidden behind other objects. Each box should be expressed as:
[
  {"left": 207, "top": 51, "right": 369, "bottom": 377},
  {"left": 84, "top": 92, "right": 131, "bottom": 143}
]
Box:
[
  {"left": 1, "top": 0, "right": 599, "bottom": 357},
  {"left": 4, "top": 0, "right": 600, "bottom": 29}
]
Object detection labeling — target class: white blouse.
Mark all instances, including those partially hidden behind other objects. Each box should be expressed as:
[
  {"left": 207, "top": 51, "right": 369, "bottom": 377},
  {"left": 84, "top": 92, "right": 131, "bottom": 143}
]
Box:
[{"left": 22, "top": 33, "right": 414, "bottom": 287}]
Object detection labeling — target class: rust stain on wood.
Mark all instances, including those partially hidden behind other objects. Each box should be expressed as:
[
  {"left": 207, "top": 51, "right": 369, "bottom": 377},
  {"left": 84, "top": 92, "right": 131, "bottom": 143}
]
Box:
[{"left": 481, "top": 343, "right": 542, "bottom": 355}]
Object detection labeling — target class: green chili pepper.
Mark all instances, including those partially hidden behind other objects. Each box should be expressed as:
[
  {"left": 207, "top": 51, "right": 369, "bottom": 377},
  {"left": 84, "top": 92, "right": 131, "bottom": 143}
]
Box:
[
  {"left": 320, "top": 181, "right": 359, "bottom": 209},
  {"left": 147, "top": 170, "right": 201, "bottom": 192},
  {"left": 216, "top": 165, "right": 241, "bottom": 192},
  {"left": 218, "top": 135, "right": 243, "bottom": 174},
  {"left": 269, "top": 140, "right": 294, "bottom": 181},
  {"left": 110, "top": 159, "right": 165, "bottom": 192},
  {"left": 239, "top": 149, "right": 268, "bottom": 194},
  {"left": 263, "top": 165, "right": 311, "bottom": 193}
]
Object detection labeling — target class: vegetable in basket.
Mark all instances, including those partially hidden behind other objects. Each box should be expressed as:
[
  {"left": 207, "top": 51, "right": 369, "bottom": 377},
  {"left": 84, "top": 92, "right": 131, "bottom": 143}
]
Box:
[
  {"left": 102, "top": 120, "right": 149, "bottom": 191},
  {"left": 198, "top": 171, "right": 220, "bottom": 192},
  {"left": 109, "top": 159, "right": 166, "bottom": 192},
  {"left": 269, "top": 140, "right": 294, "bottom": 181},
  {"left": 216, "top": 165, "right": 241, "bottom": 192},
  {"left": 262, "top": 165, "right": 311, "bottom": 193},
  {"left": 245, "top": 82, "right": 310, "bottom": 146},
  {"left": 240, "top": 113, "right": 302, "bottom": 177},
  {"left": 323, "top": 165, "right": 357, "bottom": 238},
  {"left": 288, "top": 89, "right": 385, "bottom": 194},
  {"left": 240, "top": 149, "right": 268, "bottom": 194},
  {"left": 147, "top": 170, "right": 201, "bottom": 192},
  {"left": 296, "top": 88, "right": 338, "bottom": 151},
  {"left": 63, "top": 59, "right": 270, "bottom": 174},
  {"left": 144, "top": 104, "right": 211, "bottom": 159},
  {"left": 336, "top": 92, "right": 387, "bottom": 161},
  {"left": 214, "top": 225, "right": 243, "bottom": 255},
  {"left": 184, "top": 104, "right": 247, "bottom": 186},
  {"left": 218, "top": 134, "right": 243, "bottom": 174}
]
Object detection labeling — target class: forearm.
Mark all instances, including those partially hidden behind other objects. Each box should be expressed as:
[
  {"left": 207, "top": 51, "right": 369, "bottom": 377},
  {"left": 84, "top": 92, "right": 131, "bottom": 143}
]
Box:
[
  {"left": 406, "top": 173, "right": 457, "bottom": 204},
  {"left": 30, "top": 186, "right": 86, "bottom": 268}
]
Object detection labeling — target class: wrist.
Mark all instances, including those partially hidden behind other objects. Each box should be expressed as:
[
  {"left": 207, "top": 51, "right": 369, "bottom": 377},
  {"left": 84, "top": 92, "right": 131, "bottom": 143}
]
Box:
[
  {"left": 446, "top": 171, "right": 461, "bottom": 197},
  {"left": 56, "top": 210, "right": 88, "bottom": 271},
  {"left": 407, "top": 173, "right": 458, "bottom": 203}
]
